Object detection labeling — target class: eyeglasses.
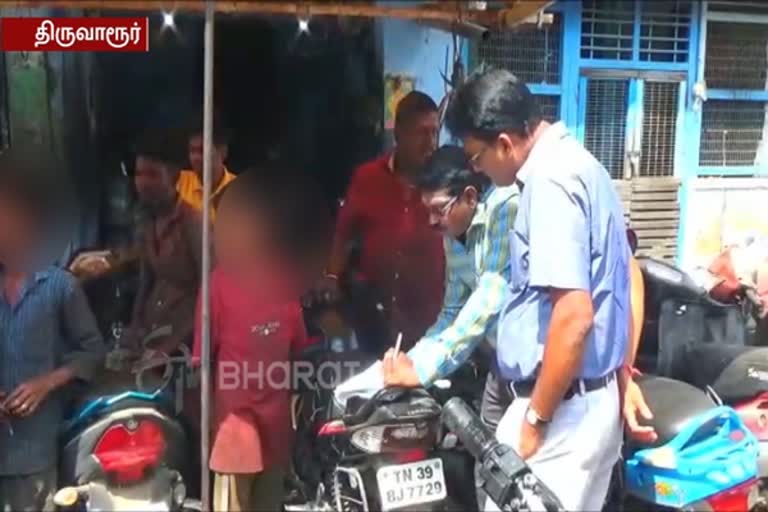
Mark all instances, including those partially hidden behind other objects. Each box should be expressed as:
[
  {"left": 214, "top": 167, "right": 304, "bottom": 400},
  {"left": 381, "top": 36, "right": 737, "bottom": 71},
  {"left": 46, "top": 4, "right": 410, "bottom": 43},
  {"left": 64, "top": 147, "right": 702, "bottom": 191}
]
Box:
[
  {"left": 436, "top": 196, "right": 459, "bottom": 218},
  {"left": 469, "top": 145, "right": 491, "bottom": 171}
]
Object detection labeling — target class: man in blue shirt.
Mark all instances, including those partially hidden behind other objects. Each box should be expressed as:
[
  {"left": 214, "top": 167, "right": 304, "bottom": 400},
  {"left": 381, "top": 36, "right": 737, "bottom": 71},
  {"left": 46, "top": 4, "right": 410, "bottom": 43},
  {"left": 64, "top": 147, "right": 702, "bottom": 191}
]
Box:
[
  {"left": 446, "top": 68, "right": 632, "bottom": 510},
  {"left": 0, "top": 165, "right": 105, "bottom": 511}
]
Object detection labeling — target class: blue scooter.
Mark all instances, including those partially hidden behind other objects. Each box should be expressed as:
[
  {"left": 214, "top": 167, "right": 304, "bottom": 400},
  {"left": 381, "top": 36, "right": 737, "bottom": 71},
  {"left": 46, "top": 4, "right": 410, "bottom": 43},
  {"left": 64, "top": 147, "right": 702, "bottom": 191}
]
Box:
[{"left": 53, "top": 327, "right": 200, "bottom": 512}]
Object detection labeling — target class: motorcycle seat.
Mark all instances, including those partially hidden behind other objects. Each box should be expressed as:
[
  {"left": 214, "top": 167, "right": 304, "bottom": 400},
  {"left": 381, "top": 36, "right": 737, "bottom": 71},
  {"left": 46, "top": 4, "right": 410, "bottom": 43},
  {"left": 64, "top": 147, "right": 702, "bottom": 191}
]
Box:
[
  {"left": 342, "top": 387, "right": 442, "bottom": 428},
  {"left": 626, "top": 376, "right": 717, "bottom": 452},
  {"left": 686, "top": 344, "right": 768, "bottom": 403}
]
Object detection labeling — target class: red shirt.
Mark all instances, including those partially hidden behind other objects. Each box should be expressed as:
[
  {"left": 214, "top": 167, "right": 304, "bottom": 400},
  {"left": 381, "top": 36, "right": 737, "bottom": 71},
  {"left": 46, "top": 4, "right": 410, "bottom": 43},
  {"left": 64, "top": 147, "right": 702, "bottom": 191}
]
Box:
[
  {"left": 332, "top": 154, "right": 445, "bottom": 345},
  {"left": 192, "top": 266, "right": 308, "bottom": 474}
]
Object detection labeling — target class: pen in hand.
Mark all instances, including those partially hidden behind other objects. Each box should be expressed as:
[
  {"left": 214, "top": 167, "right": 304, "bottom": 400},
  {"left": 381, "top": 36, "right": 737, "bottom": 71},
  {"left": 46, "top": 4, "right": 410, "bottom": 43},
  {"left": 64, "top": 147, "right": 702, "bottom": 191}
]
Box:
[{"left": 392, "top": 332, "right": 403, "bottom": 359}]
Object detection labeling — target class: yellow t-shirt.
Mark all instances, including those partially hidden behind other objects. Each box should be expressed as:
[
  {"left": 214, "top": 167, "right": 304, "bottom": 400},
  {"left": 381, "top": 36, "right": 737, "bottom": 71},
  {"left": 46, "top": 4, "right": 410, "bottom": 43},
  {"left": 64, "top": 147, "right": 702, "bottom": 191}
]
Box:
[{"left": 176, "top": 168, "right": 237, "bottom": 221}]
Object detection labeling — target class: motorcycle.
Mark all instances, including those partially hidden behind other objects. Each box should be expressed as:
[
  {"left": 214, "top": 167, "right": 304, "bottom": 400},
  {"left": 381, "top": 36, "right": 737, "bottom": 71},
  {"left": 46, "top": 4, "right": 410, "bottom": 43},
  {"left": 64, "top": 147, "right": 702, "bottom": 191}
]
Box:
[
  {"left": 52, "top": 328, "right": 199, "bottom": 512},
  {"left": 285, "top": 302, "right": 481, "bottom": 512}
]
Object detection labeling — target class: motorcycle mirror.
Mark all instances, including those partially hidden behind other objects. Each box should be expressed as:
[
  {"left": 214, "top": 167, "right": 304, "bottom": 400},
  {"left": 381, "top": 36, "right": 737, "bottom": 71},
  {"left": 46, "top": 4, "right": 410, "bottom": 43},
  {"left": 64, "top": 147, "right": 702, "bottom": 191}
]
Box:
[{"left": 53, "top": 487, "right": 80, "bottom": 508}]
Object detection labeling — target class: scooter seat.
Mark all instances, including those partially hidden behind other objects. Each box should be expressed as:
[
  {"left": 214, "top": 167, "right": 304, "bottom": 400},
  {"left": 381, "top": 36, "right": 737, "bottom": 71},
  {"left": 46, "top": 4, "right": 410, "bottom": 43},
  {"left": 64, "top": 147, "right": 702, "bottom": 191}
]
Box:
[
  {"left": 686, "top": 344, "right": 768, "bottom": 403},
  {"left": 627, "top": 376, "right": 717, "bottom": 452}
]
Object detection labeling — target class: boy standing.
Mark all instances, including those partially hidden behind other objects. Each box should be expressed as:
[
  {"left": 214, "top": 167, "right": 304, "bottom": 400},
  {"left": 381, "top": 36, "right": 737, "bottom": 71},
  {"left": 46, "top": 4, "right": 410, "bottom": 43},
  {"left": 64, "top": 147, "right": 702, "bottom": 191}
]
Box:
[
  {"left": 0, "top": 165, "right": 105, "bottom": 511},
  {"left": 193, "top": 169, "right": 309, "bottom": 512}
]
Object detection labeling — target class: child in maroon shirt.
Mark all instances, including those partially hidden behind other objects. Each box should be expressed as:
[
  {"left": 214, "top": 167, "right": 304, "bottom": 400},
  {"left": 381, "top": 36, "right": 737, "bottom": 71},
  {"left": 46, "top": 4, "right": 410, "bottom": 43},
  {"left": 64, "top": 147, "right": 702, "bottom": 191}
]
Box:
[{"left": 193, "top": 170, "right": 310, "bottom": 511}]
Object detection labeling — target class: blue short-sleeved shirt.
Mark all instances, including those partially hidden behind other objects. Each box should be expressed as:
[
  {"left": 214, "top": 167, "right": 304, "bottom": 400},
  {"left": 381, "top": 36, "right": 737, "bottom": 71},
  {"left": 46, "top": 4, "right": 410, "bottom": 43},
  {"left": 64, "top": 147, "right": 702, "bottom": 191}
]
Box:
[{"left": 496, "top": 122, "right": 631, "bottom": 381}]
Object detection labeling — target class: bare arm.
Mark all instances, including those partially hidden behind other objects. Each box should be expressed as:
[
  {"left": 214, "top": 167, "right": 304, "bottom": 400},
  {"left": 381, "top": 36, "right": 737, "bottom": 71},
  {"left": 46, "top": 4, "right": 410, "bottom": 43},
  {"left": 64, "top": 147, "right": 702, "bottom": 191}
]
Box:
[
  {"left": 530, "top": 289, "right": 594, "bottom": 420},
  {"left": 624, "top": 256, "right": 645, "bottom": 371}
]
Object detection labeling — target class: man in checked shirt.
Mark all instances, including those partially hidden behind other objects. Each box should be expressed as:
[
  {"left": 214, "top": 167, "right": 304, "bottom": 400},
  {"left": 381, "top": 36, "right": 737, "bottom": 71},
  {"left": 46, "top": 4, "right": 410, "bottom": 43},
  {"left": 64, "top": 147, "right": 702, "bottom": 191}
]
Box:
[
  {"left": 0, "top": 163, "right": 105, "bottom": 511},
  {"left": 382, "top": 145, "right": 518, "bottom": 425}
]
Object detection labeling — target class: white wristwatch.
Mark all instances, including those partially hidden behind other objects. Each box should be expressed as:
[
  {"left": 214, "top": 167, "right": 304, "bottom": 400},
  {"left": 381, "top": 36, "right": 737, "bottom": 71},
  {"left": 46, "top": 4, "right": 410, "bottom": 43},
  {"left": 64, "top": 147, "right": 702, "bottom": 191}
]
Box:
[{"left": 525, "top": 406, "right": 551, "bottom": 428}]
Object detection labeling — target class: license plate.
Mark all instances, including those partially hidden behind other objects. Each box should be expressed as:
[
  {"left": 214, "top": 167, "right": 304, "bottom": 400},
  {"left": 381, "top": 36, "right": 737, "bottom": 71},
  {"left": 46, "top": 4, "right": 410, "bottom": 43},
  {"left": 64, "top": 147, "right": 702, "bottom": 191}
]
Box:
[{"left": 376, "top": 458, "right": 447, "bottom": 511}]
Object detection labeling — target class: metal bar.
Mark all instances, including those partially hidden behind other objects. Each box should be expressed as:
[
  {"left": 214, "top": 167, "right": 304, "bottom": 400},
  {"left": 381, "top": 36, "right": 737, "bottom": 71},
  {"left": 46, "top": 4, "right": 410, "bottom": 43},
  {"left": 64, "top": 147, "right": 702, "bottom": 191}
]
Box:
[
  {"left": 632, "top": 0, "right": 642, "bottom": 62},
  {"left": 527, "top": 83, "right": 562, "bottom": 95},
  {"left": 200, "top": 1, "right": 214, "bottom": 511},
  {"left": 706, "top": 10, "right": 768, "bottom": 24},
  {"left": 0, "top": 0, "right": 553, "bottom": 28},
  {"left": 707, "top": 89, "right": 768, "bottom": 101},
  {"left": 697, "top": 165, "right": 762, "bottom": 176},
  {"left": 580, "top": 67, "right": 687, "bottom": 81},
  {"left": 560, "top": 0, "right": 581, "bottom": 133}
]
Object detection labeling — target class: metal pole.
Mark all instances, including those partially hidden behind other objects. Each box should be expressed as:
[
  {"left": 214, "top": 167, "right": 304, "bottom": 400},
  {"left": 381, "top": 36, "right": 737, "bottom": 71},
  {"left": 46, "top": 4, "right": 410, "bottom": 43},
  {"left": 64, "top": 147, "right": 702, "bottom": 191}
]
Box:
[{"left": 200, "top": 1, "right": 214, "bottom": 511}]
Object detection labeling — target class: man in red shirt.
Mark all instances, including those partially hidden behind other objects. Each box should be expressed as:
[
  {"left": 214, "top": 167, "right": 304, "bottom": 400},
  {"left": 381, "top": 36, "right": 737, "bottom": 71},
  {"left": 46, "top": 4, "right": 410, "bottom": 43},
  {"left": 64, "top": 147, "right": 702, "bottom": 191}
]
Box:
[{"left": 319, "top": 91, "right": 445, "bottom": 353}]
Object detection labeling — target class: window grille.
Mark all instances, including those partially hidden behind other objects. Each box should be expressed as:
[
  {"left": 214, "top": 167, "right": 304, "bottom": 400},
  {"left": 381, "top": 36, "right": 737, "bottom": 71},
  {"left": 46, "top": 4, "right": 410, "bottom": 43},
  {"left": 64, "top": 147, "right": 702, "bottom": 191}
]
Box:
[
  {"left": 535, "top": 95, "right": 560, "bottom": 123},
  {"left": 699, "top": 100, "right": 767, "bottom": 166},
  {"left": 640, "top": 82, "right": 679, "bottom": 177},
  {"left": 704, "top": 21, "right": 768, "bottom": 90},
  {"left": 639, "top": 0, "right": 692, "bottom": 63},
  {"left": 581, "top": 0, "right": 692, "bottom": 63},
  {"left": 584, "top": 79, "right": 629, "bottom": 179},
  {"left": 473, "top": 13, "right": 562, "bottom": 84},
  {"left": 581, "top": 0, "right": 635, "bottom": 61}
]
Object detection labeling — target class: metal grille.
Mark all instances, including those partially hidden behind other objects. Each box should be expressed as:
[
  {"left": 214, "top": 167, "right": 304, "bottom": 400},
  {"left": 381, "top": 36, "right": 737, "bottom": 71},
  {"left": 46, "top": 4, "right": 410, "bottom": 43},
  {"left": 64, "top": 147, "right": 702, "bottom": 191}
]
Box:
[
  {"left": 704, "top": 21, "right": 768, "bottom": 90},
  {"left": 535, "top": 95, "right": 560, "bottom": 123},
  {"left": 700, "top": 100, "right": 767, "bottom": 166},
  {"left": 584, "top": 79, "right": 629, "bottom": 179},
  {"left": 581, "top": 0, "right": 635, "bottom": 61},
  {"left": 473, "top": 13, "right": 562, "bottom": 84},
  {"left": 640, "top": 82, "right": 679, "bottom": 177},
  {"left": 639, "top": 0, "right": 692, "bottom": 63}
]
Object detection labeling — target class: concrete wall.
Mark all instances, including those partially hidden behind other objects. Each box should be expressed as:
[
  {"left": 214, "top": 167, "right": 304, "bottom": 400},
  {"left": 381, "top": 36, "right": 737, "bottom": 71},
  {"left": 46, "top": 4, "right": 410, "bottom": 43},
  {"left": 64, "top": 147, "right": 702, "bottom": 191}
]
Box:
[
  {"left": 680, "top": 178, "right": 768, "bottom": 271},
  {"left": 378, "top": 17, "right": 464, "bottom": 149}
]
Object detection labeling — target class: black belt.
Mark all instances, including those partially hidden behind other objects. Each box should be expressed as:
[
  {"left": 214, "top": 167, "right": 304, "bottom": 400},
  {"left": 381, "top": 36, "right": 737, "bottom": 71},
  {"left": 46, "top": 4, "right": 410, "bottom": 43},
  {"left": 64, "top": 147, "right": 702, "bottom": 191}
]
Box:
[{"left": 500, "top": 371, "right": 616, "bottom": 403}]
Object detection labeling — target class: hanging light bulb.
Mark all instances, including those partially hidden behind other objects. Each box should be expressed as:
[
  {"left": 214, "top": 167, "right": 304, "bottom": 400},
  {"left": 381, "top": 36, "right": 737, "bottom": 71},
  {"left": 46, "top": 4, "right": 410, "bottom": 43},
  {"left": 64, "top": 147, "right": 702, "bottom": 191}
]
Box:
[
  {"left": 297, "top": 16, "right": 310, "bottom": 34},
  {"left": 162, "top": 11, "right": 176, "bottom": 30}
]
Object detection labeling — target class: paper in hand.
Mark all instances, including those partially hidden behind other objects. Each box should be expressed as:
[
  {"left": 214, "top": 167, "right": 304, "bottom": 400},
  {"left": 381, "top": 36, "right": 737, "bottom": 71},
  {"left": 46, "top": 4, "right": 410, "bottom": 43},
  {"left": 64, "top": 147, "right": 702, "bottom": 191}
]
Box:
[{"left": 333, "top": 360, "right": 385, "bottom": 408}]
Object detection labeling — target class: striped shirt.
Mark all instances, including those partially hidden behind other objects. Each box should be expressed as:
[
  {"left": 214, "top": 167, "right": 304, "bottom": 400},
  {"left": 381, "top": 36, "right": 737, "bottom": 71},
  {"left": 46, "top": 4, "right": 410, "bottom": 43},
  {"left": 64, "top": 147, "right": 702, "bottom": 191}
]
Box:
[
  {"left": 0, "top": 267, "right": 105, "bottom": 475},
  {"left": 408, "top": 185, "right": 519, "bottom": 385}
]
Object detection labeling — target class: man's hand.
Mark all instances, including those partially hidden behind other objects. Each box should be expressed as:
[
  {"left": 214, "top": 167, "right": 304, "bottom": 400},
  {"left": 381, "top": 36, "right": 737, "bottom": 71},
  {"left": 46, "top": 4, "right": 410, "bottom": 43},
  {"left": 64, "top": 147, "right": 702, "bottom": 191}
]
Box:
[
  {"left": 382, "top": 349, "right": 421, "bottom": 388},
  {"left": 4, "top": 374, "right": 57, "bottom": 417},
  {"left": 312, "top": 275, "right": 342, "bottom": 305},
  {"left": 519, "top": 419, "right": 544, "bottom": 460},
  {"left": 621, "top": 376, "right": 657, "bottom": 443}
]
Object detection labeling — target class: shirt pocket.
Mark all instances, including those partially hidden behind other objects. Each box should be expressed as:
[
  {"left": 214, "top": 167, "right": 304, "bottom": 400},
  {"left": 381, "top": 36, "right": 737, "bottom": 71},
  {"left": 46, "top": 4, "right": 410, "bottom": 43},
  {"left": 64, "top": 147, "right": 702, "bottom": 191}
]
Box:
[{"left": 507, "top": 230, "right": 529, "bottom": 293}]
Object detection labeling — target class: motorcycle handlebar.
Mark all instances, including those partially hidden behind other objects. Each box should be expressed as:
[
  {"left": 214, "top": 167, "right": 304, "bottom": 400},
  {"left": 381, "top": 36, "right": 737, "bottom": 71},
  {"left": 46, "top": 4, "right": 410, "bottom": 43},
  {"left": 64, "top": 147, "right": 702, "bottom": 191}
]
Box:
[
  {"left": 441, "top": 396, "right": 496, "bottom": 460},
  {"left": 441, "top": 397, "right": 566, "bottom": 512}
]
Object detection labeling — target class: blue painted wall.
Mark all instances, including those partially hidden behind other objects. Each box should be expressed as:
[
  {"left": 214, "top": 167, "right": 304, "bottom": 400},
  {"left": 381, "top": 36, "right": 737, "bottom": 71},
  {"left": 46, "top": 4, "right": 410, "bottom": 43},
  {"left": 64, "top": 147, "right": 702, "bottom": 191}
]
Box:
[{"left": 378, "top": 18, "right": 465, "bottom": 147}]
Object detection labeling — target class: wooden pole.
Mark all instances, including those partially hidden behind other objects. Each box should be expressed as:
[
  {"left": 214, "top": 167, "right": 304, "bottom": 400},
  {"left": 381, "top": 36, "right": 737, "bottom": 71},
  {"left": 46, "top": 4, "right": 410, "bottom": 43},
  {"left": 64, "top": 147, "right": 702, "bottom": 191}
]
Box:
[
  {"left": 199, "top": 1, "right": 213, "bottom": 511},
  {"left": 0, "top": 0, "right": 553, "bottom": 28}
]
